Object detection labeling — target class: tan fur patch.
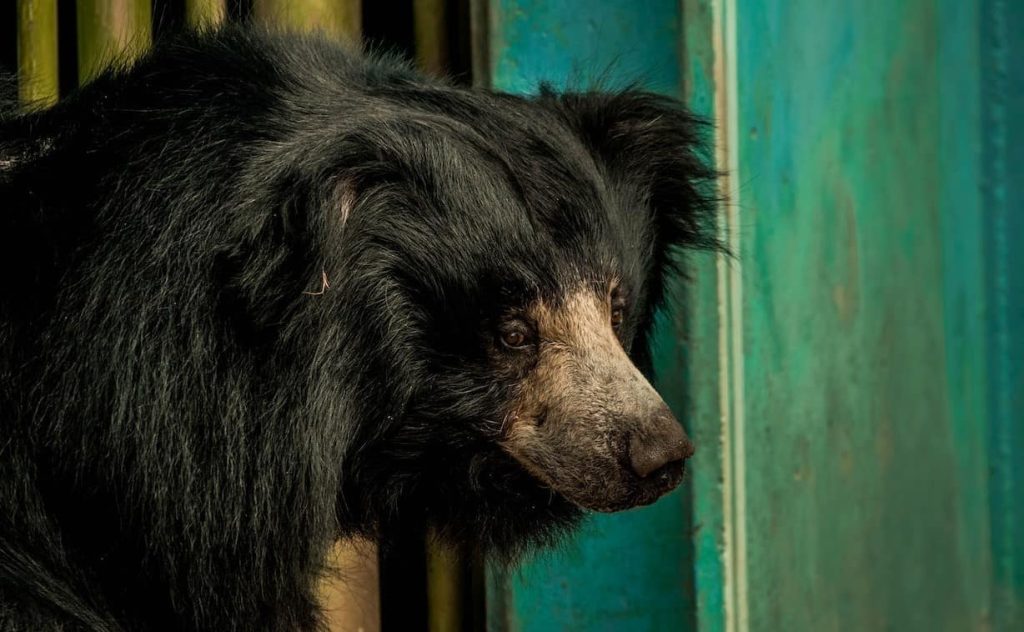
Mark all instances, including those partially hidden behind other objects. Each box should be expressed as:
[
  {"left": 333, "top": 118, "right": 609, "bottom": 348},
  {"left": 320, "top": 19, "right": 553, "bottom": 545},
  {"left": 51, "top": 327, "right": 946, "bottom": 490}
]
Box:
[
  {"left": 497, "top": 285, "right": 685, "bottom": 510},
  {"left": 504, "top": 286, "right": 653, "bottom": 425},
  {"left": 505, "top": 288, "right": 616, "bottom": 423}
]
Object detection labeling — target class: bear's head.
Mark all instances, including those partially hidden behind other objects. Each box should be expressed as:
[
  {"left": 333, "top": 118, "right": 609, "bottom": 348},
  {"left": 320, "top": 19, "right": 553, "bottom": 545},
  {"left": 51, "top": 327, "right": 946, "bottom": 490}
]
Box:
[{"left": 287, "top": 86, "right": 720, "bottom": 554}]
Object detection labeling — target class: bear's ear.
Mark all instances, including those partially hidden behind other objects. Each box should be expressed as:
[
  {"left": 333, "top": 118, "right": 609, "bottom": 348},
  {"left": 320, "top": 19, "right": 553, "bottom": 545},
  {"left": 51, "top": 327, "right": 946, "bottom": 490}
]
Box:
[
  {"left": 543, "top": 88, "right": 722, "bottom": 258},
  {"left": 542, "top": 88, "right": 724, "bottom": 372}
]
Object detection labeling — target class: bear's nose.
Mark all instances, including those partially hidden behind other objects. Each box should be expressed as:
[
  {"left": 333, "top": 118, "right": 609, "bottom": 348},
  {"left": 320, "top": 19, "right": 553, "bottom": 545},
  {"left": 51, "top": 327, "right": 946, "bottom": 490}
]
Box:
[{"left": 628, "top": 411, "right": 694, "bottom": 479}]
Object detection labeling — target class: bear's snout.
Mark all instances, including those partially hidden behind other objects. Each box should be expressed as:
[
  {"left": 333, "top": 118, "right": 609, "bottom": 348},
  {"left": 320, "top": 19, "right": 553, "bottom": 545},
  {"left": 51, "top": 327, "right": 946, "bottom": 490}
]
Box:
[
  {"left": 497, "top": 289, "right": 694, "bottom": 512},
  {"left": 627, "top": 407, "right": 693, "bottom": 479}
]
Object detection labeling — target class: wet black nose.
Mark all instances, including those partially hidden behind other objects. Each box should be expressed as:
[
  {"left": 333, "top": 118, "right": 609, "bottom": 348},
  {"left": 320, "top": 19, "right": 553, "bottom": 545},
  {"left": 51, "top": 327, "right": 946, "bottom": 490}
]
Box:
[{"left": 628, "top": 412, "right": 694, "bottom": 478}]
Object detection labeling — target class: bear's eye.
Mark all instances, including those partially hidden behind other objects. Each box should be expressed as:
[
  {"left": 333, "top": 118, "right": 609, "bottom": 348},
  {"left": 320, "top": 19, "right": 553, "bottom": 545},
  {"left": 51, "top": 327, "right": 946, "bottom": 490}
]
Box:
[
  {"left": 610, "top": 282, "right": 627, "bottom": 332},
  {"left": 499, "top": 321, "right": 535, "bottom": 350},
  {"left": 611, "top": 308, "right": 625, "bottom": 330}
]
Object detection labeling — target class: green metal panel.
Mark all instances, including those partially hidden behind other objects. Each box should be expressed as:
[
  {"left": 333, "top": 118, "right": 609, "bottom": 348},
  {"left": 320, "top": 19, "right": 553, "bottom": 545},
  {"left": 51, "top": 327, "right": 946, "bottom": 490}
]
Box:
[
  {"left": 479, "top": 2, "right": 696, "bottom": 631},
  {"left": 737, "top": 1, "right": 984, "bottom": 625},
  {"left": 684, "top": 0, "right": 1023, "bottom": 630},
  {"left": 482, "top": 0, "right": 682, "bottom": 95},
  {"left": 936, "top": 3, "right": 994, "bottom": 629},
  {"left": 976, "top": 0, "right": 1024, "bottom": 626},
  {"left": 678, "top": 3, "right": 727, "bottom": 632}
]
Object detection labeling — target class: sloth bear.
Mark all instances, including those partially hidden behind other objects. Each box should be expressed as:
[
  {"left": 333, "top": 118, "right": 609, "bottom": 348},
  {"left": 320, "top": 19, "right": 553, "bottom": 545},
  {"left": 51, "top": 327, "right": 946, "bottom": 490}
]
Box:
[{"left": 0, "top": 25, "right": 717, "bottom": 632}]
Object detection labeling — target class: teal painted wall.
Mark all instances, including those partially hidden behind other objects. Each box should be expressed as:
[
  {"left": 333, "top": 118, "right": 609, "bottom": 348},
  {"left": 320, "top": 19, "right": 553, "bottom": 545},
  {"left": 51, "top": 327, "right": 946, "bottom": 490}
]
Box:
[
  {"left": 686, "top": 0, "right": 1024, "bottom": 630},
  {"left": 732, "top": 1, "right": 989, "bottom": 628}
]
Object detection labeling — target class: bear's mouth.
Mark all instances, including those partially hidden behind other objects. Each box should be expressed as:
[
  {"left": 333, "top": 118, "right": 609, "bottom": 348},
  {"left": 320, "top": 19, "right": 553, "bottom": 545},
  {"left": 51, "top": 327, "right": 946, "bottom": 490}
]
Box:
[
  {"left": 502, "top": 444, "right": 687, "bottom": 513},
  {"left": 579, "top": 457, "right": 686, "bottom": 513},
  {"left": 615, "top": 457, "right": 686, "bottom": 510}
]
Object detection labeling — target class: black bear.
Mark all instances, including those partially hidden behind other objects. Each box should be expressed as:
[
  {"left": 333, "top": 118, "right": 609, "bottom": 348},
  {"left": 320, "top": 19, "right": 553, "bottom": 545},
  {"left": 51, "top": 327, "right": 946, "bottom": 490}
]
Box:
[{"left": 0, "top": 25, "right": 718, "bottom": 631}]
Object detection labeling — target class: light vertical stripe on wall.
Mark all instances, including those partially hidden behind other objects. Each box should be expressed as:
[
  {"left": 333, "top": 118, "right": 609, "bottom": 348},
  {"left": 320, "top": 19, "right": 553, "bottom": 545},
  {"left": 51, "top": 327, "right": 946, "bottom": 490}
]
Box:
[{"left": 713, "top": 0, "right": 748, "bottom": 631}]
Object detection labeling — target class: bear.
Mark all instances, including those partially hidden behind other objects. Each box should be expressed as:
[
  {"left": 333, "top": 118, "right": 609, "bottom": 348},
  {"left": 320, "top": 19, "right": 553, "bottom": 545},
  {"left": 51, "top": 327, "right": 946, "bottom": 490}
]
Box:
[{"left": 0, "top": 25, "right": 718, "bottom": 631}]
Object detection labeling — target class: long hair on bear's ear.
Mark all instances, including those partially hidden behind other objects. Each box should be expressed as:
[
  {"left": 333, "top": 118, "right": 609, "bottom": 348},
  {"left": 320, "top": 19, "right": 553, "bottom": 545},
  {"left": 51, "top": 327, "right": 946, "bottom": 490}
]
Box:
[
  {"left": 540, "top": 87, "right": 725, "bottom": 373},
  {"left": 211, "top": 140, "right": 378, "bottom": 347}
]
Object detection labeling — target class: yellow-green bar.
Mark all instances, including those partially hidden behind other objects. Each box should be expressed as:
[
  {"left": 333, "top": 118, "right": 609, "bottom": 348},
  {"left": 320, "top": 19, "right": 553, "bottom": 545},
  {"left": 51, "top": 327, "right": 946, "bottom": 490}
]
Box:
[
  {"left": 17, "top": 0, "right": 59, "bottom": 108},
  {"left": 319, "top": 539, "right": 381, "bottom": 632},
  {"left": 77, "top": 0, "right": 153, "bottom": 85},
  {"left": 252, "top": 0, "right": 361, "bottom": 42},
  {"left": 427, "top": 537, "right": 463, "bottom": 632},
  {"left": 417, "top": 1, "right": 465, "bottom": 623},
  {"left": 253, "top": 7, "right": 379, "bottom": 629},
  {"left": 416, "top": 0, "right": 464, "bottom": 622},
  {"left": 414, "top": 0, "right": 447, "bottom": 76},
  {"left": 185, "top": 0, "right": 226, "bottom": 29}
]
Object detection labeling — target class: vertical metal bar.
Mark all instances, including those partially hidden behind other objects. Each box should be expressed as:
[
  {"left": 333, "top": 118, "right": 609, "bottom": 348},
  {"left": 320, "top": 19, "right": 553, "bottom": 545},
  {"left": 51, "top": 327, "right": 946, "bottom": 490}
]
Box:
[
  {"left": 185, "top": 0, "right": 226, "bottom": 29},
  {"left": 426, "top": 532, "right": 462, "bottom": 632},
  {"left": 252, "top": 0, "right": 361, "bottom": 42},
  {"left": 680, "top": 3, "right": 730, "bottom": 631},
  {"left": 250, "top": 9, "right": 375, "bottom": 629},
  {"left": 17, "top": 0, "right": 59, "bottom": 107},
  {"left": 414, "top": 0, "right": 447, "bottom": 76},
  {"left": 711, "top": 0, "right": 746, "bottom": 629},
  {"left": 468, "top": 0, "right": 489, "bottom": 88},
  {"left": 412, "top": 0, "right": 464, "bottom": 624},
  {"left": 76, "top": 0, "right": 152, "bottom": 85},
  {"left": 318, "top": 539, "right": 381, "bottom": 632},
  {"left": 980, "top": 0, "right": 1024, "bottom": 626},
  {"left": 414, "top": 1, "right": 466, "bottom": 626}
]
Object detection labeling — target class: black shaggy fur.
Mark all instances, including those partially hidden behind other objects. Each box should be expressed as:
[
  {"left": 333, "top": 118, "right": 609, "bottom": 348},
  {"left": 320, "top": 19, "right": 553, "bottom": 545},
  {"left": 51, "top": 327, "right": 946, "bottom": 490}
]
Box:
[{"left": 0, "top": 26, "right": 718, "bottom": 631}]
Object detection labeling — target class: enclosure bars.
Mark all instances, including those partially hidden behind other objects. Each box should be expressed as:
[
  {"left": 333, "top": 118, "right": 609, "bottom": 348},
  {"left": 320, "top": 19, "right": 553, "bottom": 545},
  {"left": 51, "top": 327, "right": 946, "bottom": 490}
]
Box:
[{"left": 16, "top": 0, "right": 59, "bottom": 107}]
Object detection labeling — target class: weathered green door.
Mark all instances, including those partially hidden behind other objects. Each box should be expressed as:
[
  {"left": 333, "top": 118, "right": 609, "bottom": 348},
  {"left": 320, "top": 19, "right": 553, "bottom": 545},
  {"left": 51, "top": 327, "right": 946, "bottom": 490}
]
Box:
[{"left": 480, "top": 1, "right": 1023, "bottom": 630}]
